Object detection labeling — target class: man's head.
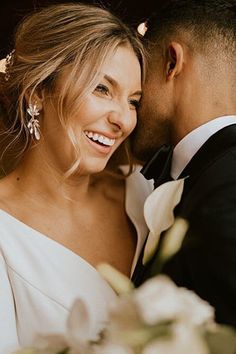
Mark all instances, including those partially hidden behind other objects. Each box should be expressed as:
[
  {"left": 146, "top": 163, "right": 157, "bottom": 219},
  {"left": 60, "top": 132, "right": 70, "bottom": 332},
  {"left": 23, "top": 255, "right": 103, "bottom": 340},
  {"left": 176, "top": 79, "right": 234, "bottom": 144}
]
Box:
[{"left": 132, "top": 0, "right": 236, "bottom": 161}]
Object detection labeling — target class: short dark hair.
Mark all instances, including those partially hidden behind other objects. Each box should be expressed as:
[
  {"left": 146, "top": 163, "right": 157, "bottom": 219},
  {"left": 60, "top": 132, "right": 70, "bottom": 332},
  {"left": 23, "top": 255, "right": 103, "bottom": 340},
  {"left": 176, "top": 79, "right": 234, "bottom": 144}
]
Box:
[{"left": 145, "top": 0, "right": 236, "bottom": 53}]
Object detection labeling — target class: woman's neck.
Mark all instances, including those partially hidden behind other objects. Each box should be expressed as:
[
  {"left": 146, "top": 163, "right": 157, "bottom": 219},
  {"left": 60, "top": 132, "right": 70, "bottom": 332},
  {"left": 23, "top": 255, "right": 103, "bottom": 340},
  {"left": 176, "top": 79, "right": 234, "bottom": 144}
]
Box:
[{"left": 7, "top": 149, "right": 94, "bottom": 209}]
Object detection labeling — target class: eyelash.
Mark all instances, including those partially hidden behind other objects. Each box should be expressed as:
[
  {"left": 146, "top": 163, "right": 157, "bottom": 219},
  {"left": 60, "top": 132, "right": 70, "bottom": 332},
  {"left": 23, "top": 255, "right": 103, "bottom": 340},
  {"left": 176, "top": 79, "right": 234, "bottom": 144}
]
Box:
[
  {"left": 129, "top": 99, "right": 140, "bottom": 110},
  {"left": 95, "top": 83, "right": 140, "bottom": 110},
  {"left": 95, "top": 84, "right": 109, "bottom": 95}
]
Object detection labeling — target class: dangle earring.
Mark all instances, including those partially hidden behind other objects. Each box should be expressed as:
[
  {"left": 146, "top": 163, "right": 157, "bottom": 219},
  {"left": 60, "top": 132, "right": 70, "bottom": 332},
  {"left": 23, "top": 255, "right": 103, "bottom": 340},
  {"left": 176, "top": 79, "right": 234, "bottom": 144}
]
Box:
[{"left": 27, "top": 103, "right": 41, "bottom": 140}]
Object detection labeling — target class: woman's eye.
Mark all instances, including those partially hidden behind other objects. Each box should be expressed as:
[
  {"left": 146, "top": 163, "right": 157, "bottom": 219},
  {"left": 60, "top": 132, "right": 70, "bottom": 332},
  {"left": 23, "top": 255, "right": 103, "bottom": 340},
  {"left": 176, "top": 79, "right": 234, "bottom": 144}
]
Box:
[
  {"left": 94, "top": 84, "right": 109, "bottom": 95},
  {"left": 129, "top": 99, "right": 140, "bottom": 110}
]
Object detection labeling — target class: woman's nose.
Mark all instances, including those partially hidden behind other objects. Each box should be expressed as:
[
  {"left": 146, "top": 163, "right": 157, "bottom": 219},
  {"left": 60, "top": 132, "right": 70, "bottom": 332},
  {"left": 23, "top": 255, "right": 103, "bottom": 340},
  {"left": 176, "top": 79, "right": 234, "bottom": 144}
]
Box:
[{"left": 108, "top": 102, "right": 133, "bottom": 133}]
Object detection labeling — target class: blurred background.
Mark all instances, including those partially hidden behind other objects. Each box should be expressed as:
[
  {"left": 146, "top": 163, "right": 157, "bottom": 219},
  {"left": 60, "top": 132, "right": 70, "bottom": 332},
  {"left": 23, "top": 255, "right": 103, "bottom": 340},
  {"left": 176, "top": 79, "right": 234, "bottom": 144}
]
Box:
[{"left": 0, "top": 0, "right": 157, "bottom": 58}]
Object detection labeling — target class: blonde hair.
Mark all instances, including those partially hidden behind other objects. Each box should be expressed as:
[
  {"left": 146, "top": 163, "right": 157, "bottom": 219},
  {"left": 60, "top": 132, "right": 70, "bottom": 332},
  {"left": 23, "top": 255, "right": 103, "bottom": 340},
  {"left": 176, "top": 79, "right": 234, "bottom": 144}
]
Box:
[{"left": 0, "top": 2, "right": 145, "bottom": 177}]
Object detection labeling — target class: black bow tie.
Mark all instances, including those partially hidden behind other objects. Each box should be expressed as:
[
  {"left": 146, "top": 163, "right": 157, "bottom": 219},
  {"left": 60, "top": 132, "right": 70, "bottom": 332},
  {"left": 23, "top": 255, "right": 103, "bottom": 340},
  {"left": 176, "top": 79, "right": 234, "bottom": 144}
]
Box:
[{"left": 140, "top": 144, "right": 174, "bottom": 188}]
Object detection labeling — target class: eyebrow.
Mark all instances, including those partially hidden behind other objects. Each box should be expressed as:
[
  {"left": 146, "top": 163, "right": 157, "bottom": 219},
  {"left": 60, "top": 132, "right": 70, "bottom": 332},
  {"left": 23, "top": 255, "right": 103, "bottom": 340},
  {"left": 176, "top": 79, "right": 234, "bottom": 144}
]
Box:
[{"left": 104, "top": 74, "right": 142, "bottom": 97}]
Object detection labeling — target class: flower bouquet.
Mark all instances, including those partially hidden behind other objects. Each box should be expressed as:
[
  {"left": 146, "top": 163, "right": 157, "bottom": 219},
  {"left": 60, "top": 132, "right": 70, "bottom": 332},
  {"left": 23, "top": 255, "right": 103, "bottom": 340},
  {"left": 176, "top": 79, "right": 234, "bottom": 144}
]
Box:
[{"left": 14, "top": 263, "right": 236, "bottom": 354}]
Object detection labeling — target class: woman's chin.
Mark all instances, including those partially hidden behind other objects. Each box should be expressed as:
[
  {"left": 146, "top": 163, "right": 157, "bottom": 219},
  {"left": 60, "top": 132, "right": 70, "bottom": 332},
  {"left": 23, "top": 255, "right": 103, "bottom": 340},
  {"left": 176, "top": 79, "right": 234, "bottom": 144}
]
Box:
[{"left": 74, "top": 161, "right": 109, "bottom": 177}]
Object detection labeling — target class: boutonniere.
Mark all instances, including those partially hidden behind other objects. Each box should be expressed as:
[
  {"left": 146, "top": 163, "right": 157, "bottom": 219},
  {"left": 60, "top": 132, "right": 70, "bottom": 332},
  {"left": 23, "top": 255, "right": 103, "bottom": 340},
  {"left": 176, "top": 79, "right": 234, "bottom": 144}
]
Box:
[{"left": 143, "top": 178, "right": 189, "bottom": 265}]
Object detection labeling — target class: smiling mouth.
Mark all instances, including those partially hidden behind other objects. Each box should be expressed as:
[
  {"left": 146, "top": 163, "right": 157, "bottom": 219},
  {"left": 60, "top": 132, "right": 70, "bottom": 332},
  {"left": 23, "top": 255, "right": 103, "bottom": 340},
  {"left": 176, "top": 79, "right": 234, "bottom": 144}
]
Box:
[{"left": 84, "top": 130, "right": 116, "bottom": 147}]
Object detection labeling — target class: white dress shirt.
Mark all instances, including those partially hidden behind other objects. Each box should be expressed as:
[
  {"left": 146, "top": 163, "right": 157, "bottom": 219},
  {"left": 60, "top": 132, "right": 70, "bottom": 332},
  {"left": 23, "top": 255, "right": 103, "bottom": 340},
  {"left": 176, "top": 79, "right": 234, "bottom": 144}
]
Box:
[{"left": 171, "top": 115, "right": 236, "bottom": 179}]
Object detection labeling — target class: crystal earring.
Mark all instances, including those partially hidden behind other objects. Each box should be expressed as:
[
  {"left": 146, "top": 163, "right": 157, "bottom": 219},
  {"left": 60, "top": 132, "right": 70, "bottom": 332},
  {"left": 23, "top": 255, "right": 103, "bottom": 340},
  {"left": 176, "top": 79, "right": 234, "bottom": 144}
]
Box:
[{"left": 27, "top": 103, "right": 41, "bottom": 140}]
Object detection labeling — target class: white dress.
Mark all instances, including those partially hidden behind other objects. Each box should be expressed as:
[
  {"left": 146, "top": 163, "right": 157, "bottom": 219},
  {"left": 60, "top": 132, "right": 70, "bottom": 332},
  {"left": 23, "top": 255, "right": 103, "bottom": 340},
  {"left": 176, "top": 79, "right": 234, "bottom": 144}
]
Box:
[{"left": 0, "top": 167, "right": 153, "bottom": 354}]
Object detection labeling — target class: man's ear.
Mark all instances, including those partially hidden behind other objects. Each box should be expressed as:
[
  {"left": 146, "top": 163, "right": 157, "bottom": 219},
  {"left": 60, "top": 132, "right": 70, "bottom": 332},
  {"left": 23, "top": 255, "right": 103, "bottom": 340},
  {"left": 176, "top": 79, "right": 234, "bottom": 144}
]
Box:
[{"left": 166, "top": 42, "right": 184, "bottom": 81}]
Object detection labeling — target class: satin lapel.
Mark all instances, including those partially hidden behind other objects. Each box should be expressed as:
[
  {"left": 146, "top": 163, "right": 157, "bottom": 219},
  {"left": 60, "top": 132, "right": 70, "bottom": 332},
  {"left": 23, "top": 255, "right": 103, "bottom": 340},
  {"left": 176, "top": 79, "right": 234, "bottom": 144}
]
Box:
[{"left": 179, "top": 124, "right": 236, "bottom": 195}]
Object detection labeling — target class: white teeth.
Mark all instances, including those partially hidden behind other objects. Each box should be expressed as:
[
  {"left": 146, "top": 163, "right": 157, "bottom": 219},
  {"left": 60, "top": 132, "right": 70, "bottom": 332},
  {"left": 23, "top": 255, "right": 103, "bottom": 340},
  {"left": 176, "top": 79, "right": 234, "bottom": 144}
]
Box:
[
  {"left": 98, "top": 136, "right": 104, "bottom": 143},
  {"left": 84, "top": 131, "right": 115, "bottom": 146}
]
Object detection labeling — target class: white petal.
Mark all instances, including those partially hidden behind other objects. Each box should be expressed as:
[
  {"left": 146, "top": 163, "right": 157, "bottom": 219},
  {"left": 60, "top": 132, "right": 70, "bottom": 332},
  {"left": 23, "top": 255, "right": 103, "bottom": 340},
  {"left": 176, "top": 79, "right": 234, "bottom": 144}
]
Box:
[
  {"left": 66, "top": 299, "right": 93, "bottom": 346},
  {"left": 178, "top": 288, "right": 215, "bottom": 325},
  {"left": 143, "top": 178, "right": 185, "bottom": 264},
  {"left": 134, "top": 274, "right": 214, "bottom": 326},
  {"left": 134, "top": 275, "right": 182, "bottom": 324},
  {"left": 143, "top": 323, "right": 209, "bottom": 354}
]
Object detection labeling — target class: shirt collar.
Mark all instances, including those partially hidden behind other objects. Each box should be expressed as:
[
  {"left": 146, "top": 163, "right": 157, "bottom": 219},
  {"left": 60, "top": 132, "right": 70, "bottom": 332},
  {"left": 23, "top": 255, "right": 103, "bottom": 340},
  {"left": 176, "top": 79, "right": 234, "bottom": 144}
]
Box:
[{"left": 171, "top": 115, "right": 236, "bottom": 179}]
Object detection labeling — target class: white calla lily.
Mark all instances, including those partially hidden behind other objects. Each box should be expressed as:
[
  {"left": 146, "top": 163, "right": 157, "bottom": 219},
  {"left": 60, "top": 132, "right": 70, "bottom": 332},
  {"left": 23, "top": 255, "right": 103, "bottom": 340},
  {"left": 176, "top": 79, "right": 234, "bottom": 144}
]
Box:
[{"left": 143, "top": 178, "right": 185, "bottom": 264}]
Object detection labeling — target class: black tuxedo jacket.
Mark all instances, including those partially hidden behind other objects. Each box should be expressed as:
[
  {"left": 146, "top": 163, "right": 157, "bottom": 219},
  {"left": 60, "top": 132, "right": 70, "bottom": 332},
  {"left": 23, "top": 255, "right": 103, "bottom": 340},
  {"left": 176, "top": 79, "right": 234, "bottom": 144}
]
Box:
[{"left": 133, "top": 124, "right": 236, "bottom": 327}]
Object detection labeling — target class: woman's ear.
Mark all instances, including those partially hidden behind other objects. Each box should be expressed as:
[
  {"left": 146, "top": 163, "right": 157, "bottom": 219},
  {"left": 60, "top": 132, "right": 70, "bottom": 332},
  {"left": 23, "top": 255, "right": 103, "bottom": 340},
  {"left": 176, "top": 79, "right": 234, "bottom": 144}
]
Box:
[
  {"left": 25, "top": 90, "right": 44, "bottom": 110},
  {"left": 166, "top": 41, "right": 184, "bottom": 81}
]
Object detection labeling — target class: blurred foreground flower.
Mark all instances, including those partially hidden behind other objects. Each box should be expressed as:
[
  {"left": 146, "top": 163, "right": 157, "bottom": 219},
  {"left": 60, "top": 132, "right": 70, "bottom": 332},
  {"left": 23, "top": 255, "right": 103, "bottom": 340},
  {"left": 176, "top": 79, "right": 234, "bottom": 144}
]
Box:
[
  {"left": 102, "top": 273, "right": 215, "bottom": 354},
  {"left": 14, "top": 267, "right": 236, "bottom": 354},
  {"left": 97, "top": 263, "right": 134, "bottom": 295}
]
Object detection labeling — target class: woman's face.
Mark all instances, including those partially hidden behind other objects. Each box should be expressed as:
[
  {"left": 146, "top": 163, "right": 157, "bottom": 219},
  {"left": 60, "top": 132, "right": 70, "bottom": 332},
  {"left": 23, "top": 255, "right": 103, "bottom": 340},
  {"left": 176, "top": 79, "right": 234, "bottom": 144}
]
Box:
[{"left": 42, "top": 45, "right": 142, "bottom": 175}]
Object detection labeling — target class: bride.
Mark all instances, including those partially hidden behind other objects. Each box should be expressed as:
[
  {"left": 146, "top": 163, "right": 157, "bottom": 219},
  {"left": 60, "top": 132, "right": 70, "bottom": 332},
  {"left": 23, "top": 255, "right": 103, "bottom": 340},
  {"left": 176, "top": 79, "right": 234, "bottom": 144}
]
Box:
[{"left": 0, "top": 3, "right": 152, "bottom": 353}]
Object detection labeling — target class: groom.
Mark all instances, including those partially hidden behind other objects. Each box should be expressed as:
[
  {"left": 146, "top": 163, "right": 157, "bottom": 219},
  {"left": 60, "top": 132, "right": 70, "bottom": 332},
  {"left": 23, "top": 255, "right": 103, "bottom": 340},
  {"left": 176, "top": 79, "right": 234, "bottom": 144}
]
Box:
[{"left": 132, "top": 0, "right": 236, "bottom": 327}]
